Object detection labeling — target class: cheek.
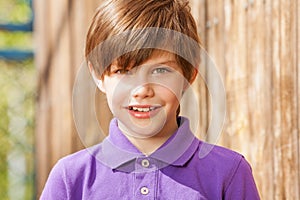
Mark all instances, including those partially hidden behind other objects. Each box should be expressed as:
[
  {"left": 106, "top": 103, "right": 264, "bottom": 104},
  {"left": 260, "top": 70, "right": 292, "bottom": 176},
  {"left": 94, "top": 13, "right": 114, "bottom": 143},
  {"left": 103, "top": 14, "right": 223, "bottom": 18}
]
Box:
[
  {"left": 156, "top": 77, "right": 185, "bottom": 100},
  {"left": 155, "top": 86, "right": 181, "bottom": 106},
  {"left": 105, "top": 81, "right": 131, "bottom": 112}
]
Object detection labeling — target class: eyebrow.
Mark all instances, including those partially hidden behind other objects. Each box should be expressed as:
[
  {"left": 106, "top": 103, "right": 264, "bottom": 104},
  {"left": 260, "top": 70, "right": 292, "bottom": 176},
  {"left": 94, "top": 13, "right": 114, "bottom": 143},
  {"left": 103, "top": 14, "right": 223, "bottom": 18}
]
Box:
[{"left": 157, "top": 60, "right": 178, "bottom": 65}]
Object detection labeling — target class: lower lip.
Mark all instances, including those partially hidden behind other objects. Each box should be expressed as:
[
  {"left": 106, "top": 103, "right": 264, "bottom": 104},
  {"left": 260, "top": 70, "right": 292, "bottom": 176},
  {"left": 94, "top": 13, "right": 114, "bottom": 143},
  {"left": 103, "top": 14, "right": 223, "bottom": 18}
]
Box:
[{"left": 128, "top": 108, "right": 161, "bottom": 119}]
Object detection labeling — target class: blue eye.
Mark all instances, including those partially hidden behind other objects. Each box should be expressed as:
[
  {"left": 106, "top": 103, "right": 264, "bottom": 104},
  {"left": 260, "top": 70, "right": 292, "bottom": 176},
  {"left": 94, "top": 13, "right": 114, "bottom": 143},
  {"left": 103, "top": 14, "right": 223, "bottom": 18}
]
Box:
[{"left": 152, "top": 67, "right": 170, "bottom": 74}]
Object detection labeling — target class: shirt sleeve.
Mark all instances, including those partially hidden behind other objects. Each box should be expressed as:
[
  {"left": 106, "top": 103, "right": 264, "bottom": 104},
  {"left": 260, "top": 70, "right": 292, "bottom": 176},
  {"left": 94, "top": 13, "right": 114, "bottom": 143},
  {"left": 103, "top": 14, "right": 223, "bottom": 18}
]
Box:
[
  {"left": 224, "top": 157, "right": 260, "bottom": 200},
  {"left": 39, "top": 160, "right": 69, "bottom": 200}
]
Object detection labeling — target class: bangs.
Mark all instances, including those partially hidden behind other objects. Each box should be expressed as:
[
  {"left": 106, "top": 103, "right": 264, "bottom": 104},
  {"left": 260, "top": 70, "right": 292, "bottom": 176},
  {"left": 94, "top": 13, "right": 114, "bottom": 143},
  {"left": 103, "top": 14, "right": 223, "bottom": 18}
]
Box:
[
  {"left": 87, "top": 28, "right": 200, "bottom": 78},
  {"left": 114, "top": 48, "right": 154, "bottom": 73}
]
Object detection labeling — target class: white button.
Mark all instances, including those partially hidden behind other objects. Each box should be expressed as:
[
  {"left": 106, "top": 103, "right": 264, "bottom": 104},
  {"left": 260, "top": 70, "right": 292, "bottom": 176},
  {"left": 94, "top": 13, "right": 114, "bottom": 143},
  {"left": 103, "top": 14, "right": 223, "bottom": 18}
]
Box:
[
  {"left": 140, "top": 186, "right": 149, "bottom": 195},
  {"left": 141, "top": 159, "right": 150, "bottom": 168}
]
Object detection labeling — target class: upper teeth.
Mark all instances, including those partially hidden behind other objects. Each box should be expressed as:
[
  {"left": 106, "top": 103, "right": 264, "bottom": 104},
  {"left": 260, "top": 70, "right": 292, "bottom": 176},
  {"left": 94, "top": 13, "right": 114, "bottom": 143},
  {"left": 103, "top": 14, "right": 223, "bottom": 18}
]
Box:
[{"left": 131, "top": 107, "right": 155, "bottom": 112}]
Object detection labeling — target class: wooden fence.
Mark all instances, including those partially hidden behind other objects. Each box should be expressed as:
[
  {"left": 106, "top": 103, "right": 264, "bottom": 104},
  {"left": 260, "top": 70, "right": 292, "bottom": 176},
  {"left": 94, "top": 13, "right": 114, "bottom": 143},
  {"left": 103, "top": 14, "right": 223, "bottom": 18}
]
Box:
[{"left": 34, "top": 0, "right": 299, "bottom": 199}]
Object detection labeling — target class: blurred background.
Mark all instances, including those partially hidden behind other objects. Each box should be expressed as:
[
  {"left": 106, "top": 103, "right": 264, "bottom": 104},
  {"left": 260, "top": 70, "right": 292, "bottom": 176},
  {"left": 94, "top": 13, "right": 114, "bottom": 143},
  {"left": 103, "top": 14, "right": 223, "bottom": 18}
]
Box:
[
  {"left": 0, "top": 0, "right": 35, "bottom": 199},
  {"left": 0, "top": 0, "right": 299, "bottom": 199}
]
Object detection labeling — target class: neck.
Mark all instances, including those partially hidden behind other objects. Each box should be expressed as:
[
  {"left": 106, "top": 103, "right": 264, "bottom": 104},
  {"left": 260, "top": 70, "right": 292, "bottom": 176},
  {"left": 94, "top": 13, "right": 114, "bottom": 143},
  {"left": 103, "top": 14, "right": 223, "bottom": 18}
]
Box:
[
  {"left": 125, "top": 131, "right": 174, "bottom": 155},
  {"left": 119, "top": 118, "right": 179, "bottom": 155}
]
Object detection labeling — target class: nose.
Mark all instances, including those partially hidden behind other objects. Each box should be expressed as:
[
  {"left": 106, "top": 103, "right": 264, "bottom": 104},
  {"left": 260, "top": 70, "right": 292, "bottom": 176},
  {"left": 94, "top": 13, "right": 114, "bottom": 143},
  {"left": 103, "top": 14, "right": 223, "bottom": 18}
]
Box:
[{"left": 131, "top": 84, "right": 154, "bottom": 99}]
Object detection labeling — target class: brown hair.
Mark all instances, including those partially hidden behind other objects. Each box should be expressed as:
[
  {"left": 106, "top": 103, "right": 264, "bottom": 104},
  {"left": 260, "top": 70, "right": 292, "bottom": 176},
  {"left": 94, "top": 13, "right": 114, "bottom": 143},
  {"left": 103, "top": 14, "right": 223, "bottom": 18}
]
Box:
[{"left": 85, "top": 0, "right": 201, "bottom": 81}]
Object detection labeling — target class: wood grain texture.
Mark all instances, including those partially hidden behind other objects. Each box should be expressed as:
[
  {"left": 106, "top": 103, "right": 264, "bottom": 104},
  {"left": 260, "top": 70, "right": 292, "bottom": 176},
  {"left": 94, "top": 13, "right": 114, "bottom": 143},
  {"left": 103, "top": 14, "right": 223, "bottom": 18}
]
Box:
[
  {"left": 245, "top": 1, "right": 272, "bottom": 198},
  {"left": 298, "top": 0, "right": 300, "bottom": 197},
  {"left": 34, "top": 0, "right": 51, "bottom": 196},
  {"left": 222, "top": 0, "right": 250, "bottom": 152},
  {"left": 276, "top": 0, "right": 299, "bottom": 198},
  {"left": 204, "top": 0, "right": 225, "bottom": 144},
  {"left": 188, "top": 0, "right": 208, "bottom": 139}
]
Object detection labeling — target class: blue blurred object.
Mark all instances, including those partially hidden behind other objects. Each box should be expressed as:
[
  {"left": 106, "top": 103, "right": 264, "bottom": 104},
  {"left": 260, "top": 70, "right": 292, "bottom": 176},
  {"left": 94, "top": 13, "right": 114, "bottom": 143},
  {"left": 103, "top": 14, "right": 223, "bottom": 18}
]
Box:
[
  {"left": 0, "top": 0, "right": 34, "bottom": 61},
  {"left": 0, "top": 49, "right": 34, "bottom": 61},
  {"left": 0, "top": 21, "right": 33, "bottom": 32}
]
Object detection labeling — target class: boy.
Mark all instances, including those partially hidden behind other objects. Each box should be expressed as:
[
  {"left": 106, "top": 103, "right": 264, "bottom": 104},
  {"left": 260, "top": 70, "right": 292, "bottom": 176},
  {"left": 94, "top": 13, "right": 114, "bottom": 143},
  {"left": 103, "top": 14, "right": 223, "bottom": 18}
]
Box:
[{"left": 41, "top": 0, "right": 260, "bottom": 199}]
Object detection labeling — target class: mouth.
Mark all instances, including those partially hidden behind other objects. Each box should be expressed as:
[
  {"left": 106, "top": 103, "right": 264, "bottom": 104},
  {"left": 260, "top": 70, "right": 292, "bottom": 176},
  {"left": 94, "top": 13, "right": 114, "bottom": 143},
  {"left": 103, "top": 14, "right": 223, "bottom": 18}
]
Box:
[
  {"left": 128, "top": 106, "right": 157, "bottom": 112},
  {"left": 126, "top": 105, "right": 161, "bottom": 119}
]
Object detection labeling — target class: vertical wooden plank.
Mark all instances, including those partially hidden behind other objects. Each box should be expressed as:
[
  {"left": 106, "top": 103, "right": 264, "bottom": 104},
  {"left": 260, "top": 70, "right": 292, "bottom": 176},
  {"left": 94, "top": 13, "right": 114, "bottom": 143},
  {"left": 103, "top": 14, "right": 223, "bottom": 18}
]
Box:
[
  {"left": 270, "top": 0, "right": 283, "bottom": 199},
  {"left": 264, "top": 1, "right": 276, "bottom": 198},
  {"left": 279, "top": 0, "right": 298, "bottom": 198},
  {"left": 205, "top": 0, "right": 225, "bottom": 77},
  {"left": 48, "top": 0, "right": 72, "bottom": 165},
  {"left": 222, "top": 0, "right": 250, "bottom": 152},
  {"left": 189, "top": 0, "right": 209, "bottom": 138},
  {"left": 34, "top": 0, "right": 51, "bottom": 197},
  {"left": 205, "top": 0, "right": 225, "bottom": 144},
  {"left": 69, "top": 0, "right": 86, "bottom": 151},
  {"left": 245, "top": 1, "right": 272, "bottom": 199},
  {"left": 297, "top": 0, "right": 300, "bottom": 197},
  {"left": 69, "top": 0, "right": 91, "bottom": 151},
  {"left": 190, "top": 0, "right": 206, "bottom": 43},
  {"left": 272, "top": 0, "right": 299, "bottom": 199}
]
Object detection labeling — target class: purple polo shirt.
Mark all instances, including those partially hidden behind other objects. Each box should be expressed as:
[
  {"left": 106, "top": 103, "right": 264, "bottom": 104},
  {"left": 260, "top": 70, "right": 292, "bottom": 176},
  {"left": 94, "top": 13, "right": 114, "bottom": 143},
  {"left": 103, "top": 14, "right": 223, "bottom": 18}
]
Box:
[{"left": 40, "top": 117, "right": 260, "bottom": 199}]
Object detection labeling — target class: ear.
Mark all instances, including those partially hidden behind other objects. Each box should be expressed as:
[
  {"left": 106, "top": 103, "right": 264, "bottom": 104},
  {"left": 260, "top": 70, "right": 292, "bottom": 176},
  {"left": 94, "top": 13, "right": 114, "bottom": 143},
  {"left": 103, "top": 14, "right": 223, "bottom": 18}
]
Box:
[
  {"left": 88, "top": 62, "right": 106, "bottom": 93},
  {"left": 189, "top": 68, "right": 198, "bottom": 84},
  {"left": 183, "top": 68, "right": 198, "bottom": 91},
  {"left": 93, "top": 73, "right": 106, "bottom": 93}
]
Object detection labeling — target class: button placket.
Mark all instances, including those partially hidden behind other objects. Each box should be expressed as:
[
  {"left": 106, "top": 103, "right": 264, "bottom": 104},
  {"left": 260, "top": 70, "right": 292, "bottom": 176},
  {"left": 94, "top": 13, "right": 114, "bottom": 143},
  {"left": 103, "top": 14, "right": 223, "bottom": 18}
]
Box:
[{"left": 133, "top": 157, "right": 158, "bottom": 199}]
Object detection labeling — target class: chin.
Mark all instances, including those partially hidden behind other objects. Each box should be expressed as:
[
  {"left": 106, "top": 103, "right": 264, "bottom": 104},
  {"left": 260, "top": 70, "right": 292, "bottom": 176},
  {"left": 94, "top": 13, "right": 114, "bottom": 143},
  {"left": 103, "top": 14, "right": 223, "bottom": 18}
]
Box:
[{"left": 118, "top": 117, "right": 166, "bottom": 139}]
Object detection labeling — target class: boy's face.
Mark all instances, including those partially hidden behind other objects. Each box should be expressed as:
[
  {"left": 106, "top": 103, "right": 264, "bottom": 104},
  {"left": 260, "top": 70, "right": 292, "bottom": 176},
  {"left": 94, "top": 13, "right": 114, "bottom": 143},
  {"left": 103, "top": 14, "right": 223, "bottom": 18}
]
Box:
[{"left": 98, "top": 51, "right": 187, "bottom": 139}]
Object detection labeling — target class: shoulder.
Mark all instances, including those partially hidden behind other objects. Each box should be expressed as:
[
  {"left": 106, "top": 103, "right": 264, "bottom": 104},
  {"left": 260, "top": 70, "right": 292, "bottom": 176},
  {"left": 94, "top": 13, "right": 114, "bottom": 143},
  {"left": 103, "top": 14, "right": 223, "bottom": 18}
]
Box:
[
  {"left": 196, "top": 141, "right": 252, "bottom": 184},
  {"left": 56, "top": 143, "right": 104, "bottom": 173},
  {"left": 47, "top": 142, "right": 105, "bottom": 185},
  {"left": 197, "top": 141, "right": 245, "bottom": 167},
  {"left": 40, "top": 143, "right": 105, "bottom": 199},
  {"left": 194, "top": 141, "right": 260, "bottom": 199}
]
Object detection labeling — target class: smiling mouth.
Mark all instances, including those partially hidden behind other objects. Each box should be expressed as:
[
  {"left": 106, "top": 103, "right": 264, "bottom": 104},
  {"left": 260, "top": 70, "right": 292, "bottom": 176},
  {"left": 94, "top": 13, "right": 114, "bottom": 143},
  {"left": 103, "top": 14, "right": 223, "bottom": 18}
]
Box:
[
  {"left": 126, "top": 105, "right": 161, "bottom": 119},
  {"left": 128, "top": 106, "right": 158, "bottom": 112}
]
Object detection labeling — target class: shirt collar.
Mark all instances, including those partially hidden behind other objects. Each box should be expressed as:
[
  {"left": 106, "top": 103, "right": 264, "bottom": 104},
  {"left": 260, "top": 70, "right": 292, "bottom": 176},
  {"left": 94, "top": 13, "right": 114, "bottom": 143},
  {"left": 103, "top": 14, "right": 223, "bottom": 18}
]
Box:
[{"left": 95, "top": 117, "right": 199, "bottom": 171}]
